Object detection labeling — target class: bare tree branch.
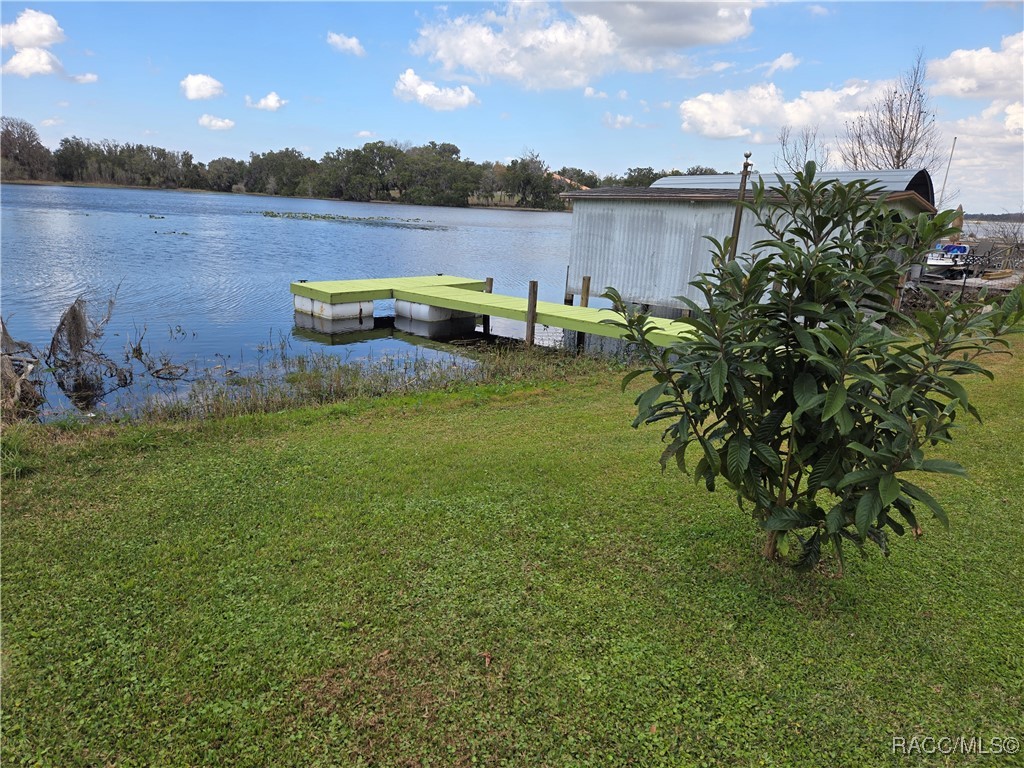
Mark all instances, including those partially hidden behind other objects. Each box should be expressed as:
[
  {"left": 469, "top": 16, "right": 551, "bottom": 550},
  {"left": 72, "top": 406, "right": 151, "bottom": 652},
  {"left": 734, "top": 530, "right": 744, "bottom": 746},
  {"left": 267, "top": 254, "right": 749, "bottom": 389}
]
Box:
[
  {"left": 839, "top": 51, "right": 941, "bottom": 173},
  {"left": 774, "top": 124, "right": 831, "bottom": 174}
]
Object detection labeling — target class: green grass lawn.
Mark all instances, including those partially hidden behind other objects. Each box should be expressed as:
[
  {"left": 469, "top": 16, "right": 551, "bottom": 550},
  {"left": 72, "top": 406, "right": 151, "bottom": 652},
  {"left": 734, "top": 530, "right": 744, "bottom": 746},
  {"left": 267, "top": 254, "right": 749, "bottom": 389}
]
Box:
[{"left": 2, "top": 343, "right": 1022, "bottom": 767}]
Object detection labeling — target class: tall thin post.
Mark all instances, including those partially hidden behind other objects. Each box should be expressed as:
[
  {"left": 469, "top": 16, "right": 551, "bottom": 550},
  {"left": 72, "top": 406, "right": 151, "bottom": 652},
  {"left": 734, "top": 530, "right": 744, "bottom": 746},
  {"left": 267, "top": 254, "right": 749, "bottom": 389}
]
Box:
[
  {"left": 939, "top": 136, "right": 957, "bottom": 208},
  {"left": 728, "top": 152, "right": 753, "bottom": 262},
  {"left": 576, "top": 275, "right": 592, "bottom": 352},
  {"left": 525, "top": 280, "right": 538, "bottom": 346},
  {"left": 482, "top": 277, "right": 494, "bottom": 336}
]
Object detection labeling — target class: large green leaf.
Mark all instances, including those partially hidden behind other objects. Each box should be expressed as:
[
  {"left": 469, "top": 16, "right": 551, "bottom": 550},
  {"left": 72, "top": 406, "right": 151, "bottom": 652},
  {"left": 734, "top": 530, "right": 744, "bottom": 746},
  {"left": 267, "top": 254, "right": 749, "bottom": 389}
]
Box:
[
  {"left": 763, "top": 506, "right": 819, "bottom": 531},
  {"left": 808, "top": 449, "right": 842, "bottom": 490},
  {"left": 825, "top": 504, "right": 847, "bottom": 535},
  {"left": 838, "top": 467, "right": 883, "bottom": 490},
  {"left": 749, "top": 442, "right": 781, "bottom": 475},
  {"left": 855, "top": 489, "right": 882, "bottom": 538},
  {"left": 633, "top": 382, "right": 668, "bottom": 422},
  {"left": 793, "top": 529, "right": 823, "bottom": 572},
  {"left": 726, "top": 434, "right": 751, "bottom": 481},
  {"left": 834, "top": 405, "right": 855, "bottom": 435},
  {"left": 822, "top": 382, "right": 847, "bottom": 421},
  {"left": 900, "top": 480, "right": 950, "bottom": 527},
  {"left": 697, "top": 435, "right": 721, "bottom": 475},
  {"left": 917, "top": 459, "right": 967, "bottom": 477},
  {"left": 878, "top": 474, "right": 900, "bottom": 506},
  {"left": 793, "top": 372, "right": 818, "bottom": 406},
  {"left": 709, "top": 357, "right": 727, "bottom": 404}
]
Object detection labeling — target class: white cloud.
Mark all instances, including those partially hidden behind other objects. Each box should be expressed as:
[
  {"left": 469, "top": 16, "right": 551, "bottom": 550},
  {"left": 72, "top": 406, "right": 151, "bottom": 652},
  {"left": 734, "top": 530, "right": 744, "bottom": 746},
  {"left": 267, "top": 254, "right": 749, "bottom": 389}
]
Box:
[
  {"left": 764, "top": 52, "right": 800, "bottom": 77},
  {"left": 198, "top": 114, "right": 234, "bottom": 131},
  {"left": 393, "top": 68, "right": 479, "bottom": 111},
  {"left": 679, "top": 80, "right": 880, "bottom": 140},
  {"left": 414, "top": 3, "right": 617, "bottom": 89},
  {"left": 0, "top": 9, "right": 95, "bottom": 82},
  {"left": 246, "top": 91, "right": 288, "bottom": 111},
  {"left": 618, "top": 89, "right": 628, "bottom": 100},
  {"left": 40, "top": 117, "right": 63, "bottom": 127},
  {"left": 584, "top": 86, "right": 607, "bottom": 98},
  {"left": 356, "top": 130, "right": 374, "bottom": 138},
  {"left": 180, "top": 73, "right": 224, "bottom": 100},
  {"left": 565, "top": 2, "right": 755, "bottom": 48},
  {"left": 603, "top": 112, "right": 634, "bottom": 129},
  {"left": 412, "top": 2, "right": 752, "bottom": 91},
  {"left": 327, "top": 31, "right": 365, "bottom": 56},
  {"left": 676, "top": 74, "right": 1023, "bottom": 211},
  {"left": 1, "top": 9, "right": 65, "bottom": 49},
  {"left": 940, "top": 99, "right": 1023, "bottom": 211},
  {"left": 808, "top": 5, "right": 831, "bottom": 17},
  {"left": 929, "top": 32, "right": 1023, "bottom": 101},
  {"left": 1, "top": 46, "right": 60, "bottom": 76}
]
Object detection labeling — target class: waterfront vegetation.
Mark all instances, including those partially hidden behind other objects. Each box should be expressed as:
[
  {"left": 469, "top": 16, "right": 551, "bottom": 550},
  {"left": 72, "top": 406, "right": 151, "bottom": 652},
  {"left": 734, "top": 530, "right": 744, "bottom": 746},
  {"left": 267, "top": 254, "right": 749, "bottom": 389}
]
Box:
[
  {"left": 2, "top": 338, "right": 1022, "bottom": 766},
  {"left": 1, "top": 116, "right": 702, "bottom": 211}
]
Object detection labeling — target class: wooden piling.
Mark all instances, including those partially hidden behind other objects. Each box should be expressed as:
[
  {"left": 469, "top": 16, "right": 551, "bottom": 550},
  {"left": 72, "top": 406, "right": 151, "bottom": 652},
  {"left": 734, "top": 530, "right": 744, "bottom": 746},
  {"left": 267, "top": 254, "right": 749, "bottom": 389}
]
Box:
[
  {"left": 482, "top": 277, "right": 494, "bottom": 335},
  {"left": 580, "top": 276, "right": 591, "bottom": 308},
  {"left": 576, "top": 275, "right": 592, "bottom": 352},
  {"left": 525, "top": 280, "right": 538, "bottom": 346}
]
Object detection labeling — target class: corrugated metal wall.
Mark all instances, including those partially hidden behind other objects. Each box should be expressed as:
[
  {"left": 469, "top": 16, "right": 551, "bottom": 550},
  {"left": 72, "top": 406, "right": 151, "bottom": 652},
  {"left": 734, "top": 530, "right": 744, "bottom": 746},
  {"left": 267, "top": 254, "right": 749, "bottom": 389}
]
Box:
[
  {"left": 567, "top": 199, "right": 764, "bottom": 309},
  {"left": 567, "top": 197, "right": 928, "bottom": 310}
]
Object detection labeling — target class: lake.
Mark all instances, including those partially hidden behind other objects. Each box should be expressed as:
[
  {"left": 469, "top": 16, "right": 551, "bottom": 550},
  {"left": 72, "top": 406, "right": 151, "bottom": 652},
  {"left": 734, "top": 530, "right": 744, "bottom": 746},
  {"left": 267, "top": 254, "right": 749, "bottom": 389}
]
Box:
[{"left": 1, "top": 184, "right": 575, "bottom": 411}]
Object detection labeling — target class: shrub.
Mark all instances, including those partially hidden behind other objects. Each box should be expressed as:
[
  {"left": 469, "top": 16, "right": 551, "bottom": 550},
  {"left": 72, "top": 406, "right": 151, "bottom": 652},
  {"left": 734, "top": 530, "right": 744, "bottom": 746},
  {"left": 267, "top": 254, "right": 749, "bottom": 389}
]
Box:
[{"left": 607, "top": 163, "right": 1024, "bottom": 574}]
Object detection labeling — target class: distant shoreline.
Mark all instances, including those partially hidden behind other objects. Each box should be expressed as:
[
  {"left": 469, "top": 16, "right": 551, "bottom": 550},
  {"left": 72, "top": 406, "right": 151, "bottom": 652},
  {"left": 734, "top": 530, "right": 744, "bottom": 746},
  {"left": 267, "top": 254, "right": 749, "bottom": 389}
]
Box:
[{"left": 0, "top": 179, "right": 569, "bottom": 214}]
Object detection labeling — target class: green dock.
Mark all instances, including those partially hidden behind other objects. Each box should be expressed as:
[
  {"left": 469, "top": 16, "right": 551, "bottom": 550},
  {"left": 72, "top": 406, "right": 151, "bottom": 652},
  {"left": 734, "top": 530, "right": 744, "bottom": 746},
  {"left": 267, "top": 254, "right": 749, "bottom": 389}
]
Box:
[{"left": 291, "top": 275, "right": 691, "bottom": 348}]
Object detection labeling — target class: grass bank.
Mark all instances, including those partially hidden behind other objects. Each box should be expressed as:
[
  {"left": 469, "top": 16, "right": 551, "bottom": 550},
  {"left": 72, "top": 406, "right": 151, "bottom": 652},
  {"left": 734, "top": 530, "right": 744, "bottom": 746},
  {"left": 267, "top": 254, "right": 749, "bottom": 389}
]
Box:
[{"left": 2, "top": 344, "right": 1022, "bottom": 767}]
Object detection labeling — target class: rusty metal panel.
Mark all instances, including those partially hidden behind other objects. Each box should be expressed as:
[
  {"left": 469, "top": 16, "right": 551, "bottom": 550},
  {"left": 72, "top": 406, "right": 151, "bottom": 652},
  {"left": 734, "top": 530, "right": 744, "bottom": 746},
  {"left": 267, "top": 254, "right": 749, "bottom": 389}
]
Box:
[{"left": 567, "top": 199, "right": 763, "bottom": 309}]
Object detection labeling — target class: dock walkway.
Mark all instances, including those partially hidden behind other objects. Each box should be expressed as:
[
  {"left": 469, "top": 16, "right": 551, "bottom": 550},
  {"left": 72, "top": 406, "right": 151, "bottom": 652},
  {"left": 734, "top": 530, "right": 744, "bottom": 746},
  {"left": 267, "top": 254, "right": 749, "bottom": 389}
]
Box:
[{"left": 291, "top": 275, "right": 691, "bottom": 348}]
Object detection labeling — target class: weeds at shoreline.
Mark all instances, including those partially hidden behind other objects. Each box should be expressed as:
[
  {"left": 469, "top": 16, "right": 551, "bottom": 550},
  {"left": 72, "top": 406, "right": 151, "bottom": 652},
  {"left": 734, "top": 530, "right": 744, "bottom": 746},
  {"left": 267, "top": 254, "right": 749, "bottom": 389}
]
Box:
[
  {"left": 3, "top": 289, "right": 615, "bottom": 426},
  {"left": 133, "top": 341, "right": 614, "bottom": 422}
]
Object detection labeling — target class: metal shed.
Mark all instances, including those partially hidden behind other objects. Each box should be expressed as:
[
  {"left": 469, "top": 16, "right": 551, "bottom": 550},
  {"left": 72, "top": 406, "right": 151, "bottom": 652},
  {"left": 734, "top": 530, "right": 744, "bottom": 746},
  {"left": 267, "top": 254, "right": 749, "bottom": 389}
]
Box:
[{"left": 563, "top": 169, "right": 936, "bottom": 314}]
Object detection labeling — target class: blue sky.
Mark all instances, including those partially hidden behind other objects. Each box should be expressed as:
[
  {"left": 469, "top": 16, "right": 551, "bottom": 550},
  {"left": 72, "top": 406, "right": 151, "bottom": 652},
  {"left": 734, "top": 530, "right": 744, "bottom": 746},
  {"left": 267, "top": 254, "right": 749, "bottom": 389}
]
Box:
[{"left": 2, "top": 1, "right": 1022, "bottom": 212}]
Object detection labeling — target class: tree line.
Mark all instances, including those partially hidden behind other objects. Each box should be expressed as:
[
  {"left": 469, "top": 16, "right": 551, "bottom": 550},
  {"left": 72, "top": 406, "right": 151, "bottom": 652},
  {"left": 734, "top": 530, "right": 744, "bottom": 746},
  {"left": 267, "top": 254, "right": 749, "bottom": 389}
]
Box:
[{"left": 1, "top": 117, "right": 723, "bottom": 210}]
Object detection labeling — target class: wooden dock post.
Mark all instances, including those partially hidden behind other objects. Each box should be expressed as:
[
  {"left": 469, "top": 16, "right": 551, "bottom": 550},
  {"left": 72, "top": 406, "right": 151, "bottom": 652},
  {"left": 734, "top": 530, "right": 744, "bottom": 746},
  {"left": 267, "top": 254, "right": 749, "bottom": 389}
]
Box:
[
  {"left": 525, "top": 280, "right": 538, "bottom": 346},
  {"left": 482, "top": 277, "right": 494, "bottom": 335},
  {"left": 576, "top": 275, "right": 592, "bottom": 352}
]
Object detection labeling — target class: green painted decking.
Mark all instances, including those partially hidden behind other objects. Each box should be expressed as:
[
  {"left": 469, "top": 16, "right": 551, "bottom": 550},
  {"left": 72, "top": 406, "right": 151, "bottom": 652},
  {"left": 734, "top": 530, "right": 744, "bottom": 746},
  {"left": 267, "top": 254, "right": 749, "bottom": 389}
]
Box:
[
  {"left": 290, "top": 275, "right": 489, "bottom": 304},
  {"left": 290, "top": 275, "right": 692, "bottom": 347}
]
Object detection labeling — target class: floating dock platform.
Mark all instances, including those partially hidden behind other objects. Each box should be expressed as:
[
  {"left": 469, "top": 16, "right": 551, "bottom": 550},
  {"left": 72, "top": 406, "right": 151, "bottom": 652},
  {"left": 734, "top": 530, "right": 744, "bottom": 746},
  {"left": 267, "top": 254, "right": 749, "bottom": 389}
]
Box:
[{"left": 290, "top": 275, "right": 691, "bottom": 348}]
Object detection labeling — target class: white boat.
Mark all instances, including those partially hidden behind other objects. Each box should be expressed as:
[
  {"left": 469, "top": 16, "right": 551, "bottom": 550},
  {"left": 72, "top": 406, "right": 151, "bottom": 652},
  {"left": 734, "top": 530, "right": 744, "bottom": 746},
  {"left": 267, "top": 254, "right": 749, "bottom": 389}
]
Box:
[{"left": 925, "top": 243, "right": 970, "bottom": 272}]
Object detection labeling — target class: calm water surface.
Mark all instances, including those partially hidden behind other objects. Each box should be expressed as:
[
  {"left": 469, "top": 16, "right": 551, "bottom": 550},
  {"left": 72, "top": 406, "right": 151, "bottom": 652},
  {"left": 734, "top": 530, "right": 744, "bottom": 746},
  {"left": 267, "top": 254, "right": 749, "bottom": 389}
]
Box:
[{"left": 1, "top": 183, "right": 573, "bottom": 365}]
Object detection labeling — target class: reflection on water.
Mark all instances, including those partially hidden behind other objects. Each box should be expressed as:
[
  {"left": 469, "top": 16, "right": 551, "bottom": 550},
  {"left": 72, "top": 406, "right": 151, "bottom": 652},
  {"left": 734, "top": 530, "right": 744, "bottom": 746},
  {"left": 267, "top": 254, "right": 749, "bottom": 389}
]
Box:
[{"left": 1, "top": 184, "right": 573, "bottom": 413}]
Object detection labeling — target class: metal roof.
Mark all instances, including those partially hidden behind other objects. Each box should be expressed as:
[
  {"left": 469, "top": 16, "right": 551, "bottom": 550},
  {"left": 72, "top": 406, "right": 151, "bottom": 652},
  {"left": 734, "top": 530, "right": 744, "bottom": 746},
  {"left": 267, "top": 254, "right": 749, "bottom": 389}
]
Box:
[
  {"left": 649, "top": 168, "right": 934, "bottom": 206},
  {"left": 560, "top": 186, "right": 757, "bottom": 201},
  {"left": 560, "top": 185, "right": 934, "bottom": 213}
]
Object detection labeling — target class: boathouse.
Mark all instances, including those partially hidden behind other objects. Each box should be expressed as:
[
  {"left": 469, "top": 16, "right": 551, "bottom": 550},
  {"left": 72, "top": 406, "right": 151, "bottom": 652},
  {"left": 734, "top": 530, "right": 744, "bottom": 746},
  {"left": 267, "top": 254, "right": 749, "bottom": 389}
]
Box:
[{"left": 561, "top": 169, "right": 936, "bottom": 315}]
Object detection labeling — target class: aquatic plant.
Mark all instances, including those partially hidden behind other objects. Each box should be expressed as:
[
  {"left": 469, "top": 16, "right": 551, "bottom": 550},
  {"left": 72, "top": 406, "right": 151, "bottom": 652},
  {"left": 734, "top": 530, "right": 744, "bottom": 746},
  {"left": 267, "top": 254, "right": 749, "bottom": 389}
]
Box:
[
  {"left": 255, "top": 210, "right": 444, "bottom": 230},
  {"left": 46, "top": 295, "right": 134, "bottom": 411}
]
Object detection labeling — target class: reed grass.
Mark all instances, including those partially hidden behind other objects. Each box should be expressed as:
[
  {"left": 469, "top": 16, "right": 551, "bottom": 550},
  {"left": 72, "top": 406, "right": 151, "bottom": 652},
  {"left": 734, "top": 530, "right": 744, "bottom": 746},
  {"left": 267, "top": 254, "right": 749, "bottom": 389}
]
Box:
[{"left": 132, "top": 341, "right": 617, "bottom": 422}]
